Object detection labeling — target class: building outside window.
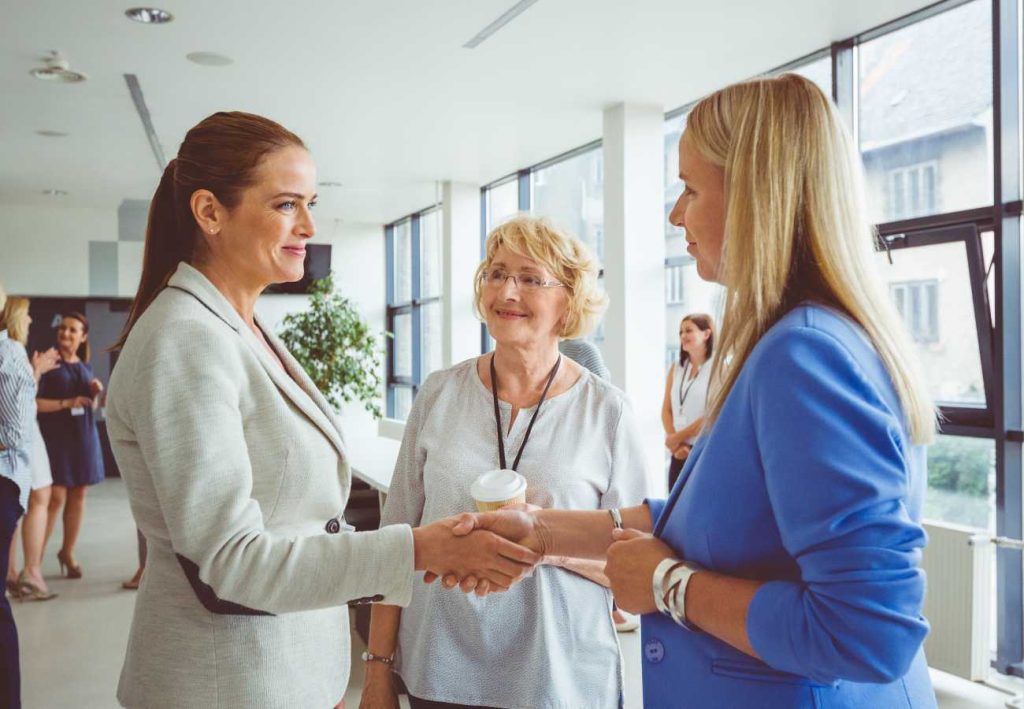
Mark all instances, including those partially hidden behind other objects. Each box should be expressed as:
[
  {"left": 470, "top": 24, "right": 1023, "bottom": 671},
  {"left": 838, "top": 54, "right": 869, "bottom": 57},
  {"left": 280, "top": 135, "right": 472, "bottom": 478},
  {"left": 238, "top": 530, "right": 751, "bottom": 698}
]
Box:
[
  {"left": 886, "top": 162, "right": 939, "bottom": 220},
  {"left": 890, "top": 279, "right": 940, "bottom": 343}
]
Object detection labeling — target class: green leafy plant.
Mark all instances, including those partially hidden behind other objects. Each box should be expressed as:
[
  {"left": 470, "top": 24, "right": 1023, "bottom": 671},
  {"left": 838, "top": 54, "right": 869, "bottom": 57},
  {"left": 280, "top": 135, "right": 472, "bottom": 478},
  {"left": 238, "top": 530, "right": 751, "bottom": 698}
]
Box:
[
  {"left": 927, "top": 436, "right": 992, "bottom": 498},
  {"left": 278, "top": 273, "right": 384, "bottom": 418}
]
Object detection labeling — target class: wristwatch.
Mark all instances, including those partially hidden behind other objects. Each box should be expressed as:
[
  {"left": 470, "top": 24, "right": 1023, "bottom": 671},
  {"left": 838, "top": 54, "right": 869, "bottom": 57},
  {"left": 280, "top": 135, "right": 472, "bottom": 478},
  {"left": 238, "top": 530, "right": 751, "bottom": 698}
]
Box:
[{"left": 361, "top": 651, "right": 395, "bottom": 666}]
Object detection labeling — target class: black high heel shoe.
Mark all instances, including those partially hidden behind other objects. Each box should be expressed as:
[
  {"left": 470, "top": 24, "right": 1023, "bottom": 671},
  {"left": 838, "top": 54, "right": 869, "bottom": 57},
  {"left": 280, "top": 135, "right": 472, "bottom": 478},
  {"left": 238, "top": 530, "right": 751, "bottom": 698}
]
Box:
[{"left": 56, "top": 549, "right": 82, "bottom": 579}]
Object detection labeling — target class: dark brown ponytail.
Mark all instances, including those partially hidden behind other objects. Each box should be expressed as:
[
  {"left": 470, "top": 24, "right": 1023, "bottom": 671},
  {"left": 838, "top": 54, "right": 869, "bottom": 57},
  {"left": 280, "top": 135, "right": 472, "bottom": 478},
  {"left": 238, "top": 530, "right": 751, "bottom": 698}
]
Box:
[{"left": 113, "top": 111, "right": 305, "bottom": 349}]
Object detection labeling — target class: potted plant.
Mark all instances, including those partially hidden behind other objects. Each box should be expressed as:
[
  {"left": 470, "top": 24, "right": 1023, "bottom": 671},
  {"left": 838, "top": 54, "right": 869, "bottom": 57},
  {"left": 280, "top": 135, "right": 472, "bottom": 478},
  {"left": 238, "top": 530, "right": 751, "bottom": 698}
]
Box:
[{"left": 277, "top": 272, "right": 384, "bottom": 418}]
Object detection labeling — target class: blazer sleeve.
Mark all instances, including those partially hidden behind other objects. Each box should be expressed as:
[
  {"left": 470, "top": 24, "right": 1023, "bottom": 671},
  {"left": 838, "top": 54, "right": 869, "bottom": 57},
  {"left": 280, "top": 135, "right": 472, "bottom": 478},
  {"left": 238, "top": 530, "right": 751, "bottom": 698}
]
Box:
[
  {"left": 126, "top": 318, "right": 415, "bottom": 614},
  {"left": 745, "top": 327, "right": 929, "bottom": 685}
]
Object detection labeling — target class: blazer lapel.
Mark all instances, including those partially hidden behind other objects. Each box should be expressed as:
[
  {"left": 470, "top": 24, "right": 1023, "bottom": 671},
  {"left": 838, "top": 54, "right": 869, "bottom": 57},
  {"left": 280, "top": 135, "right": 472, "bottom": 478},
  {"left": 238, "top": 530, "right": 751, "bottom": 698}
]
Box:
[
  {"left": 253, "top": 319, "right": 348, "bottom": 460},
  {"left": 165, "top": 263, "right": 347, "bottom": 460}
]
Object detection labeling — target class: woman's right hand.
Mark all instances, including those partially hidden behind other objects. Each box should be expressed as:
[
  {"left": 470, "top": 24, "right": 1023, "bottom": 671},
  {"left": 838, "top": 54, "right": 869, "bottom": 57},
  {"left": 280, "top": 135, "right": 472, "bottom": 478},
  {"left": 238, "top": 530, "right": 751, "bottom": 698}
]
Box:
[
  {"left": 359, "top": 666, "right": 399, "bottom": 709},
  {"left": 412, "top": 516, "right": 541, "bottom": 592}
]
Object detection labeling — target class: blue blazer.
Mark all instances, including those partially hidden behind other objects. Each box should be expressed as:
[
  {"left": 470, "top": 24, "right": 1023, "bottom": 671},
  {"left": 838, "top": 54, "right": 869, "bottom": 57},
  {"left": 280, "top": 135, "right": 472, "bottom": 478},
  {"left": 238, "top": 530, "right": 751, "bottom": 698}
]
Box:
[{"left": 641, "top": 305, "right": 937, "bottom": 708}]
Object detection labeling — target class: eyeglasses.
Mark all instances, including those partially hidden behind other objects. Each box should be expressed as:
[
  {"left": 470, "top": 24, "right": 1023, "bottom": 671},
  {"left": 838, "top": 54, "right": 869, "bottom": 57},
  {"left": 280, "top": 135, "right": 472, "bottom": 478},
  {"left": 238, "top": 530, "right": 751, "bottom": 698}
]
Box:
[{"left": 479, "top": 268, "right": 565, "bottom": 291}]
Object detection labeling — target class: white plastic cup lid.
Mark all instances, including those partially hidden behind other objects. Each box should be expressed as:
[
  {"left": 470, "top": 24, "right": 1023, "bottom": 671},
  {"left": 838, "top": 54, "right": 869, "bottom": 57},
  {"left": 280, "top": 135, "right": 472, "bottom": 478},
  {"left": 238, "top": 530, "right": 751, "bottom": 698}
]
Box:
[{"left": 470, "top": 469, "right": 528, "bottom": 503}]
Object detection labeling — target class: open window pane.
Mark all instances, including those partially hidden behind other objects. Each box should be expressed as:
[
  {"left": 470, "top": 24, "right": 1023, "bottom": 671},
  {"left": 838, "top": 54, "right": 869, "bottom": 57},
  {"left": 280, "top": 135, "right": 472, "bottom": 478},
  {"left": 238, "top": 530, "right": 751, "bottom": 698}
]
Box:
[
  {"left": 924, "top": 434, "right": 994, "bottom": 531},
  {"left": 875, "top": 241, "right": 985, "bottom": 406},
  {"left": 859, "top": 0, "right": 993, "bottom": 223}
]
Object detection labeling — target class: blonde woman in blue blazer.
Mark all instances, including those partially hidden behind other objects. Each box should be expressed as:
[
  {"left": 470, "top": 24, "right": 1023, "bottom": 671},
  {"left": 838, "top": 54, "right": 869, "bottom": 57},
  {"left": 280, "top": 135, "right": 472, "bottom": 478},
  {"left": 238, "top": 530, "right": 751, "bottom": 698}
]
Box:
[
  {"left": 448, "top": 74, "right": 938, "bottom": 708},
  {"left": 106, "top": 112, "right": 539, "bottom": 709}
]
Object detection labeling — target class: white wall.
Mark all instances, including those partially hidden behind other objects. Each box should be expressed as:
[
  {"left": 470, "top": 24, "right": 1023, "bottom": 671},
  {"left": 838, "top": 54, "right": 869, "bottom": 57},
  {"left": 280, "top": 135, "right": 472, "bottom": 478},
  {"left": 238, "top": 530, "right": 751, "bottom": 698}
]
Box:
[
  {"left": 0, "top": 204, "right": 118, "bottom": 296},
  {"left": 0, "top": 204, "right": 387, "bottom": 435}
]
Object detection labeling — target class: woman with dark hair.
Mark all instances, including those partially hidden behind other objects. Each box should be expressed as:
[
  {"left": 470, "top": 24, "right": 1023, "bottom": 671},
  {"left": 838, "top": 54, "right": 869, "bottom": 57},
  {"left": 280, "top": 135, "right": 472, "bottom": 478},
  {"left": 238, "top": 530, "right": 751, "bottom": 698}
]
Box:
[
  {"left": 37, "top": 312, "right": 105, "bottom": 579},
  {"left": 105, "top": 111, "right": 538, "bottom": 708},
  {"left": 661, "top": 313, "right": 714, "bottom": 489}
]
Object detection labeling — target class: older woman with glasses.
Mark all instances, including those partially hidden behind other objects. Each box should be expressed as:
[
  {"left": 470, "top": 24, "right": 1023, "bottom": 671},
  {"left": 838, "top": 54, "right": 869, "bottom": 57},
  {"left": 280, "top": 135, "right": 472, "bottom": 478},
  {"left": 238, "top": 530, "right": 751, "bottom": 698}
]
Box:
[{"left": 362, "top": 215, "right": 648, "bottom": 709}]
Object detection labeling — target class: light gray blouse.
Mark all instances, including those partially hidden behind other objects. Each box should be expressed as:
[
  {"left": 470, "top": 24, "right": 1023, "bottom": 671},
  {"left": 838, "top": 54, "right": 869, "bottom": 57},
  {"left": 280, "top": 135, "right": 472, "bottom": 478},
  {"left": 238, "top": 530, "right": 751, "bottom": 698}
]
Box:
[{"left": 381, "top": 358, "right": 649, "bottom": 709}]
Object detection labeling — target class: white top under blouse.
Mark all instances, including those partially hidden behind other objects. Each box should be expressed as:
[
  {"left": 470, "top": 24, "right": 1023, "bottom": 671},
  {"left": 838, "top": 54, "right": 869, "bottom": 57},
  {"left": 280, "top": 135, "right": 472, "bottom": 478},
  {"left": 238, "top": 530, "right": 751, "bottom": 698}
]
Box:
[
  {"left": 381, "top": 357, "right": 649, "bottom": 709},
  {"left": 670, "top": 357, "right": 712, "bottom": 443}
]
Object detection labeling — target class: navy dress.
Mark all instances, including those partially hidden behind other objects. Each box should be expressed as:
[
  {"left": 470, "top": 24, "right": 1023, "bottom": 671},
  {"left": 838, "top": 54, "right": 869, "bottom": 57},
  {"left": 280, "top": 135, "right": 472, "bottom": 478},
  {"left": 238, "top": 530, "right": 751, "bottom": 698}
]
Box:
[{"left": 37, "top": 360, "right": 105, "bottom": 488}]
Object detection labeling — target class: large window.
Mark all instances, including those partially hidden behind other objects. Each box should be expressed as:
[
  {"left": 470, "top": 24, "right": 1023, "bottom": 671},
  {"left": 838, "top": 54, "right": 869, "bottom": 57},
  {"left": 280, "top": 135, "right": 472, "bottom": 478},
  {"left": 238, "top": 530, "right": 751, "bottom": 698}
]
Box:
[
  {"left": 531, "top": 146, "right": 605, "bottom": 264},
  {"left": 385, "top": 207, "right": 443, "bottom": 420},
  {"left": 859, "top": 0, "right": 993, "bottom": 224},
  {"left": 480, "top": 143, "right": 607, "bottom": 353}
]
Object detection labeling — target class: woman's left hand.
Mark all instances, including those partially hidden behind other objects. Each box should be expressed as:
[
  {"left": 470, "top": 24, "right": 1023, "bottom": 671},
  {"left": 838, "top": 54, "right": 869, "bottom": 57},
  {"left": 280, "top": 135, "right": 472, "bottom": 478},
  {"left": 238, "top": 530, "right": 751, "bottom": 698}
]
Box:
[
  {"left": 605, "top": 528, "right": 677, "bottom": 615},
  {"left": 89, "top": 378, "right": 104, "bottom": 397}
]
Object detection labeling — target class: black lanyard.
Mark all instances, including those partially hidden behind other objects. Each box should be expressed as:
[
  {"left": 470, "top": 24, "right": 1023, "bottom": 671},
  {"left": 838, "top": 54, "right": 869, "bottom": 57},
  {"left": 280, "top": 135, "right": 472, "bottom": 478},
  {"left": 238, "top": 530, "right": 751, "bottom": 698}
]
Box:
[
  {"left": 490, "top": 353, "right": 561, "bottom": 471},
  {"left": 677, "top": 363, "right": 700, "bottom": 411}
]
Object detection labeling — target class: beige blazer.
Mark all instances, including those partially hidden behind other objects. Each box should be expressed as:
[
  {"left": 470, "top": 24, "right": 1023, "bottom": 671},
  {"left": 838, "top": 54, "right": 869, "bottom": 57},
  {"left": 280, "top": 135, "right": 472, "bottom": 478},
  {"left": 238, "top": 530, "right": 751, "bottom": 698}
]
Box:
[{"left": 107, "top": 263, "right": 414, "bottom": 708}]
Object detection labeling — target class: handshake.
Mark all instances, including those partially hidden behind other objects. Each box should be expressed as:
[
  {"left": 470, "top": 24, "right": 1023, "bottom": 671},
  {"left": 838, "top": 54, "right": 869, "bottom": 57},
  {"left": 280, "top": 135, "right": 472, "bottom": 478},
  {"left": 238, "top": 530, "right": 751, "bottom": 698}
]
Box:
[{"left": 411, "top": 506, "right": 548, "bottom": 597}]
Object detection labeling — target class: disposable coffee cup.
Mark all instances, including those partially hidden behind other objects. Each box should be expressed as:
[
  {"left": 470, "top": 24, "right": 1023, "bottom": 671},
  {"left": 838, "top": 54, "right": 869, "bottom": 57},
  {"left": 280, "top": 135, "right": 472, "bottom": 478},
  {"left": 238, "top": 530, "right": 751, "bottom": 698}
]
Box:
[{"left": 470, "top": 469, "right": 528, "bottom": 512}]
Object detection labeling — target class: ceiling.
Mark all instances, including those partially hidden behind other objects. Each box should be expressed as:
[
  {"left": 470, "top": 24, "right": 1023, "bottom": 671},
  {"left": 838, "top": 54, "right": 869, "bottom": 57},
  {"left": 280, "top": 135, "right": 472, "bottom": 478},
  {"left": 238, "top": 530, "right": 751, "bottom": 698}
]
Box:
[{"left": 0, "top": 0, "right": 936, "bottom": 225}]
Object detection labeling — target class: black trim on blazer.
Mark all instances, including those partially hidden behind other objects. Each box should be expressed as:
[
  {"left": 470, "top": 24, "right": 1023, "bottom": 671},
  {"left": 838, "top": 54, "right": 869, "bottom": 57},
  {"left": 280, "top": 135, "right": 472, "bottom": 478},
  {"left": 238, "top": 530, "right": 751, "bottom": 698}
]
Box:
[{"left": 175, "top": 554, "right": 274, "bottom": 616}]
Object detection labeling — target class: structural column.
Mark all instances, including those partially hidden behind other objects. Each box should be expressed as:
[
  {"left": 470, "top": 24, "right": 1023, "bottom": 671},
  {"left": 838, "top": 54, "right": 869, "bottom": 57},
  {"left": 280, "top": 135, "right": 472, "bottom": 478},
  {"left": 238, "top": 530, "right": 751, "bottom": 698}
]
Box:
[
  {"left": 442, "top": 181, "right": 483, "bottom": 368},
  {"left": 602, "top": 102, "right": 667, "bottom": 494}
]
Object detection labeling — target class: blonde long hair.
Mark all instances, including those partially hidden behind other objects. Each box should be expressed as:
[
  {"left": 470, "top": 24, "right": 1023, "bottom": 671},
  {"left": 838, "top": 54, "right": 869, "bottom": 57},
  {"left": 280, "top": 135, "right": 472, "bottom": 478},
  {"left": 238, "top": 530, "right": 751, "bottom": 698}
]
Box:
[
  {"left": 688, "top": 74, "right": 935, "bottom": 444},
  {"left": 0, "top": 296, "right": 30, "bottom": 345}
]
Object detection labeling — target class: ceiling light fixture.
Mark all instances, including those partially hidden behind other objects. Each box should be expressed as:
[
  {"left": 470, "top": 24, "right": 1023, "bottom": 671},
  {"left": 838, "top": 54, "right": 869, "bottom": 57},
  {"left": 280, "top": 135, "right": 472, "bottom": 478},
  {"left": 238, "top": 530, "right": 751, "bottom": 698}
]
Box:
[
  {"left": 125, "top": 7, "right": 174, "bottom": 24},
  {"left": 186, "top": 51, "right": 234, "bottom": 67},
  {"left": 318, "top": 181, "right": 343, "bottom": 188},
  {"left": 36, "top": 129, "right": 68, "bottom": 138},
  {"left": 30, "top": 51, "right": 87, "bottom": 83},
  {"left": 43, "top": 189, "right": 69, "bottom": 197},
  {"left": 463, "top": 0, "right": 539, "bottom": 49}
]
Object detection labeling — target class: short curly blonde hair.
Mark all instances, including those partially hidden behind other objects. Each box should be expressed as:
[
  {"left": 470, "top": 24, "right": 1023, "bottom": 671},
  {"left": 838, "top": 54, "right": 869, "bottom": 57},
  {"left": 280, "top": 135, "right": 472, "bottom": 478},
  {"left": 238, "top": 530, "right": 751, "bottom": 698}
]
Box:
[{"left": 474, "top": 214, "right": 608, "bottom": 339}]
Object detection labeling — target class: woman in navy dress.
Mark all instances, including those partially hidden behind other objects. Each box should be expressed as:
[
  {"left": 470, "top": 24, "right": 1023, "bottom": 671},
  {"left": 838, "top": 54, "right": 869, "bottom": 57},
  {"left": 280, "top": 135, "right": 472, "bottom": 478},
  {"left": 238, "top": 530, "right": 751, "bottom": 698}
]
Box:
[{"left": 36, "top": 312, "right": 104, "bottom": 578}]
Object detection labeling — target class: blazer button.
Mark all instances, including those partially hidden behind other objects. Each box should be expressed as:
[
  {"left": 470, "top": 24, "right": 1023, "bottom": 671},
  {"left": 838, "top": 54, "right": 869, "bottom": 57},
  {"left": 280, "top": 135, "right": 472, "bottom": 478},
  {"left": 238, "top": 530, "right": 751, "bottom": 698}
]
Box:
[
  {"left": 325, "top": 518, "right": 341, "bottom": 534},
  {"left": 644, "top": 638, "right": 665, "bottom": 664}
]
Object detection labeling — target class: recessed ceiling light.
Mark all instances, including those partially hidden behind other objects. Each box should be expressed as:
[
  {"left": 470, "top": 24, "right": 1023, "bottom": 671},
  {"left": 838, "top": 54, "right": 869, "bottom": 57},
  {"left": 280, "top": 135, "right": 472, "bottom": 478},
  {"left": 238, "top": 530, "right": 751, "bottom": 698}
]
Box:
[
  {"left": 36, "top": 129, "right": 68, "bottom": 138},
  {"left": 43, "top": 189, "right": 69, "bottom": 197},
  {"left": 186, "top": 52, "right": 234, "bottom": 67},
  {"left": 125, "top": 7, "right": 174, "bottom": 24},
  {"left": 30, "top": 51, "right": 86, "bottom": 83},
  {"left": 318, "top": 181, "right": 343, "bottom": 188}
]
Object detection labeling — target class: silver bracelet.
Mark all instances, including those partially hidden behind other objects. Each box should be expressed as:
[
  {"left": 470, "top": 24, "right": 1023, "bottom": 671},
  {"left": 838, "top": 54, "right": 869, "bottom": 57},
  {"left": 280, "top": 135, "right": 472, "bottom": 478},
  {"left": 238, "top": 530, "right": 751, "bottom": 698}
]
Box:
[{"left": 608, "top": 508, "right": 624, "bottom": 530}]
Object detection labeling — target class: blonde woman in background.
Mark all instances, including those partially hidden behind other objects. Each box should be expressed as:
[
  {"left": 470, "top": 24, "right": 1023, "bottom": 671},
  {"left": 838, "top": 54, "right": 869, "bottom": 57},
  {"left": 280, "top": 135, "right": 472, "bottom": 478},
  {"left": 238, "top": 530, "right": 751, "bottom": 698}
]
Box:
[
  {"left": 2, "top": 298, "right": 59, "bottom": 601},
  {"left": 451, "top": 74, "right": 938, "bottom": 708},
  {"left": 363, "top": 215, "right": 648, "bottom": 709}
]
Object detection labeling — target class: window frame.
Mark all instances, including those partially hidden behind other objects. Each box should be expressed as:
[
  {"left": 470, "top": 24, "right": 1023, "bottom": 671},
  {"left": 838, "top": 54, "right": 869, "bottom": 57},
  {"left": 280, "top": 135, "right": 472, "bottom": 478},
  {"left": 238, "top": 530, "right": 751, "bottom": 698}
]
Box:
[{"left": 384, "top": 206, "right": 443, "bottom": 419}]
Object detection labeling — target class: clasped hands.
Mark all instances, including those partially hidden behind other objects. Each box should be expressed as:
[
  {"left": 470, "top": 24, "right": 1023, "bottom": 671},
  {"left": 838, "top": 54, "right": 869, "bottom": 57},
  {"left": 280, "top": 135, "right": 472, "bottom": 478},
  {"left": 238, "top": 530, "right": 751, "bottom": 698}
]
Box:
[{"left": 419, "top": 506, "right": 680, "bottom": 615}]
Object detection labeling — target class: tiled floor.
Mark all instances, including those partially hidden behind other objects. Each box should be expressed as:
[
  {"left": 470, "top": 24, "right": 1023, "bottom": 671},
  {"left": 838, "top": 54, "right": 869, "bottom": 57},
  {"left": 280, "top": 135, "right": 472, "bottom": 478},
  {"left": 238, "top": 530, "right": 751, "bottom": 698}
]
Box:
[{"left": 10, "top": 480, "right": 1019, "bottom": 707}]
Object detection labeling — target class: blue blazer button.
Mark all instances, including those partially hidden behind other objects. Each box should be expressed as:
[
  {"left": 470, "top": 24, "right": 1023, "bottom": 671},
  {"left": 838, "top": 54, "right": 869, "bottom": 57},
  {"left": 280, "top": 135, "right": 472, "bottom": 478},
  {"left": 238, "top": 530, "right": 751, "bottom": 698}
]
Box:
[
  {"left": 644, "top": 638, "right": 665, "bottom": 664},
  {"left": 325, "top": 518, "right": 341, "bottom": 534}
]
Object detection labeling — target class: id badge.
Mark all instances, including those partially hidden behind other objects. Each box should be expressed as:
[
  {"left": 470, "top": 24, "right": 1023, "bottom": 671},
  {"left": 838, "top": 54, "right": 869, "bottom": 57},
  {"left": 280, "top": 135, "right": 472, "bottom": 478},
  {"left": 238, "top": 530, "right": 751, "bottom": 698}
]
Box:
[{"left": 70, "top": 407, "right": 85, "bottom": 417}]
